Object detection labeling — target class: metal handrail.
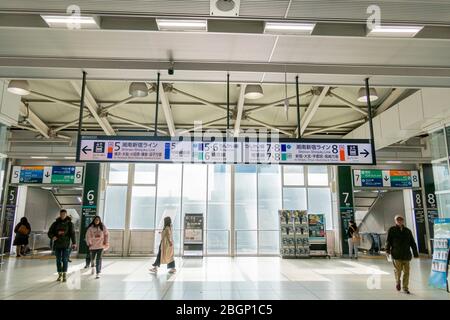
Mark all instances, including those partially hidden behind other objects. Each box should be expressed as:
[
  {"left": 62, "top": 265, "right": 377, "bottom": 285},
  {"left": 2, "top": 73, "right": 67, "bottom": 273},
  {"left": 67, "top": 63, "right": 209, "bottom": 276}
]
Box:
[{"left": 0, "top": 237, "right": 8, "bottom": 271}]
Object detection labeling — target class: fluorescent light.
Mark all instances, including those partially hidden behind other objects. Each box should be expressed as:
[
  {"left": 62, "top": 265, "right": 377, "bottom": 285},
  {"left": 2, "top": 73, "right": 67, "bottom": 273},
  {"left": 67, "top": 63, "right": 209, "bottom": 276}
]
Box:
[
  {"left": 77, "top": 197, "right": 82, "bottom": 203},
  {"left": 31, "top": 156, "right": 48, "bottom": 159},
  {"left": 156, "top": 19, "right": 207, "bottom": 32},
  {"left": 385, "top": 160, "right": 403, "bottom": 164},
  {"left": 7, "top": 80, "right": 30, "bottom": 96},
  {"left": 264, "top": 22, "right": 316, "bottom": 35},
  {"left": 367, "top": 25, "right": 423, "bottom": 38},
  {"left": 64, "top": 156, "right": 76, "bottom": 160},
  {"left": 41, "top": 15, "right": 100, "bottom": 29}
]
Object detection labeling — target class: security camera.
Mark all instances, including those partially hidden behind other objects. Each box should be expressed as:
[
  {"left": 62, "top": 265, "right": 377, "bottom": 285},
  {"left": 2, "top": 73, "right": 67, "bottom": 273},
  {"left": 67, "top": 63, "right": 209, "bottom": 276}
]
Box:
[{"left": 168, "top": 61, "right": 174, "bottom": 75}]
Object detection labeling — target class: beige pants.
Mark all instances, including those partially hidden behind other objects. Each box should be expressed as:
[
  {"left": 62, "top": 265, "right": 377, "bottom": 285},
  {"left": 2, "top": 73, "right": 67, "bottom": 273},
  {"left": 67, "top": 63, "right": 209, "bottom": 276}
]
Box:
[{"left": 393, "top": 259, "right": 410, "bottom": 290}]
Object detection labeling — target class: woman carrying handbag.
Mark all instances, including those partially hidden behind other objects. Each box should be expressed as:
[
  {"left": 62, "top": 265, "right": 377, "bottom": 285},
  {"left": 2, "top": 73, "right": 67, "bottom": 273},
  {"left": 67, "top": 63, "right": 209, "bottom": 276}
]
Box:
[
  {"left": 347, "top": 220, "right": 360, "bottom": 259},
  {"left": 13, "top": 217, "right": 31, "bottom": 257}
]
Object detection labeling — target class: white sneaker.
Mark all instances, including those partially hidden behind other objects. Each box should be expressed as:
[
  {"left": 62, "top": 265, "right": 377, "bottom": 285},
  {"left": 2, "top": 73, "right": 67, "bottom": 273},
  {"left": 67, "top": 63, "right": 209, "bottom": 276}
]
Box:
[
  {"left": 91, "top": 267, "right": 95, "bottom": 275},
  {"left": 149, "top": 267, "right": 158, "bottom": 273},
  {"left": 95, "top": 274, "right": 100, "bottom": 279}
]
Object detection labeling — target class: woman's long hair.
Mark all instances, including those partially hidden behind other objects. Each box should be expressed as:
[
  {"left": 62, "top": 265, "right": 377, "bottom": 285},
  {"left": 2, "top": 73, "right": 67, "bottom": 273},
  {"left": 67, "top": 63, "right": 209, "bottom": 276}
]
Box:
[
  {"left": 20, "top": 217, "right": 30, "bottom": 229},
  {"left": 163, "top": 216, "right": 172, "bottom": 229},
  {"left": 88, "top": 216, "right": 104, "bottom": 231}
]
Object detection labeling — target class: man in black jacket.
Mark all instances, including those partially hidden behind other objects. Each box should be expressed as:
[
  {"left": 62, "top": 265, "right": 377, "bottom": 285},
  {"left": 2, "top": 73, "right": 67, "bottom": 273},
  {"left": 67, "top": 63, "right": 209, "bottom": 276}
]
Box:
[
  {"left": 385, "top": 215, "right": 419, "bottom": 294},
  {"left": 48, "top": 209, "right": 77, "bottom": 282}
]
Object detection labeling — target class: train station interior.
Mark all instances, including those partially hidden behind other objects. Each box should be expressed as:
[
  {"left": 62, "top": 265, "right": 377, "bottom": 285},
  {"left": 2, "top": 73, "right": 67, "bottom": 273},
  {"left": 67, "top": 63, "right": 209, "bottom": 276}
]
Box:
[{"left": 0, "top": 0, "right": 449, "bottom": 301}]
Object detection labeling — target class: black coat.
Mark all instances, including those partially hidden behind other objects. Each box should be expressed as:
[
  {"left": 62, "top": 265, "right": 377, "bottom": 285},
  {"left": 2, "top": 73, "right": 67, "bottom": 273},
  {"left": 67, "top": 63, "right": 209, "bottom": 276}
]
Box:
[
  {"left": 13, "top": 222, "right": 31, "bottom": 246},
  {"left": 385, "top": 225, "right": 419, "bottom": 261},
  {"left": 48, "top": 217, "right": 76, "bottom": 249}
]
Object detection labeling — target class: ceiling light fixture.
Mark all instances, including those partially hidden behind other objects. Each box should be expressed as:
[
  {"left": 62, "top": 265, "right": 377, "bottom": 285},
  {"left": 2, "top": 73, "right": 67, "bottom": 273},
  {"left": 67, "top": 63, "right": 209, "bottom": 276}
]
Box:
[
  {"left": 264, "top": 22, "right": 316, "bottom": 35},
  {"left": 129, "top": 82, "right": 149, "bottom": 97},
  {"left": 357, "top": 87, "right": 379, "bottom": 103},
  {"left": 64, "top": 156, "right": 76, "bottom": 160},
  {"left": 367, "top": 25, "right": 424, "bottom": 38},
  {"left": 385, "top": 160, "right": 403, "bottom": 164},
  {"left": 31, "top": 156, "right": 49, "bottom": 159},
  {"left": 156, "top": 19, "right": 207, "bottom": 32},
  {"left": 41, "top": 15, "right": 100, "bottom": 29},
  {"left": 7, "top": 80, "right": 30, "bottom": 96},
  {"left": 244, "top": 84, "right": 264, "bottom": 100}
]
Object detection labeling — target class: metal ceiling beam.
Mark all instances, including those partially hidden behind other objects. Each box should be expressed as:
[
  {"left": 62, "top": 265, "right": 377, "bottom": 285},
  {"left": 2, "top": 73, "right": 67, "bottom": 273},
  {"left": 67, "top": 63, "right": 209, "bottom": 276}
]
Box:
[
  {"left": 5, "top": 57, "right": 450, "bottom": 79},
  {"left": 328, "top": 91, "right": 368, "bottom": 116},
  {"left": 19, "top": 102, "right": 49, "bottom": 138},
  {"left": 171, "top": 87, "right": 227, "bottom": 112},
  {"left": 177, "top": 116, "right": 229, "bottom": 135},
  {"left": 246, "top": 116, "right": 292, "bottom": 136},
  {"left": 233, "top": 84, "right": 246, "bottom": 137},
  {"left": 246, "top": 92, "right": 310, "bottom": 115},
  {"left": 108, "top": 114, "right": 167, "bottom": 135},
  {"left": 302, "top": 119, "right": 366, "bottom": 137},
  {"left": 376, "top": 88, "right": 407, "bottom": 115},
  {"left": 28, "top": 91, "right": 81, "bottom": 110},
  {"left": 159, "top": 84, "right": 176, "bottom": 137},
  {"left": 103, "top": 96, "right": 139, "bottom": 112},
  {"left": 299, "top": 86, "right": 330, "bottom": 136},
  {"left": 70, "top": 81, "right": 116, "bottom": 136},
  {"left": 53, "top": 115, "right": 91, "bottom": 132}
]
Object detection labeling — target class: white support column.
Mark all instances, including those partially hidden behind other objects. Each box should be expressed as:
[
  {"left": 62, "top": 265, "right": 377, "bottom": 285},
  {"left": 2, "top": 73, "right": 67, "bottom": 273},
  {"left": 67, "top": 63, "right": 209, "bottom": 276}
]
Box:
[
  {"left": 299, "top": 86, "right": 330, "bottom": 136},
  {"left": 159, "top": 84, "right": 176, "bottom": 137},
  {"left": 233, "top": 84, "right": 246, "bottom": 137},
  {"left": 70, "top": 81, "right": 116, "bottom": 136},
  {"left": 230, "top": 164, "right": 235, "bottom": 257},
  {"left": 19, "top": 102, "right": 50, "bottom": 138}
]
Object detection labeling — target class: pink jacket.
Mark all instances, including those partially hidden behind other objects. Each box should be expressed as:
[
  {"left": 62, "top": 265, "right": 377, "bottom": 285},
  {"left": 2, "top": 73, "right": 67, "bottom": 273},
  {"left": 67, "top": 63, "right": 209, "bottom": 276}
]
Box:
[{"left": 85, "top": 225, "right": 109, "bottom": 250}]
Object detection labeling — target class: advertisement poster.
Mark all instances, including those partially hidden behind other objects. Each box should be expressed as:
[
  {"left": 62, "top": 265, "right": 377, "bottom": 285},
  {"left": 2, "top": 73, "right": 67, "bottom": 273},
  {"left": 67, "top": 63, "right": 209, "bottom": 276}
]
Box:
[
  {"left": 428, "top": 219, "right": 450, "bottom": 291},
  {"left": 184, "top": 214, "right": 204, "bottom": 243},
  {"left": 308, "top": 214, "right": 326, "bottom": 240}
]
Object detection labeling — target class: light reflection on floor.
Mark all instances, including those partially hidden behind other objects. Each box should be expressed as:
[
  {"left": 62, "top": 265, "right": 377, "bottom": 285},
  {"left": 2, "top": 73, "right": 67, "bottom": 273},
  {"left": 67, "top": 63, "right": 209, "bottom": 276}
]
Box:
[{"left": 0, "top": 256, "right": 449, "bottom": 300}]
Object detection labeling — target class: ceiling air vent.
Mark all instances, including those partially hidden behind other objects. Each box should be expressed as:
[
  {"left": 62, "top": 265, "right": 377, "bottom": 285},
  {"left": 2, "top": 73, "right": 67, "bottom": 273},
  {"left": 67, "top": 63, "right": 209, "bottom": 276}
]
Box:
[{"left": 210, "top": 0, "right": 240, "bottom": 16}]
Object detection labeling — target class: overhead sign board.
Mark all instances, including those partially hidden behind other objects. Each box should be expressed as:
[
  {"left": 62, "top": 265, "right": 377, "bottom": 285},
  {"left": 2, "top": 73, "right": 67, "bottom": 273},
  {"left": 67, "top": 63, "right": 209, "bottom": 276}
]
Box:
[
  {"left": 11, "top": 166, "right": 83, "bottom": 184},
  {"left": 353, "top": 169, "right": 420, "bottom": 188},
  {"left": 78, "top": 136, "right": 375, "bottom": 165}
]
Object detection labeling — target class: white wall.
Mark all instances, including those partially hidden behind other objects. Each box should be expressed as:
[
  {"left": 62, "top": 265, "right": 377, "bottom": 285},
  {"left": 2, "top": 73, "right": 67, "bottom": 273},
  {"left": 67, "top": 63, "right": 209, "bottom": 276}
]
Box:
[{"left": 22, "top": 187, "right": 61, "bottom": 232}]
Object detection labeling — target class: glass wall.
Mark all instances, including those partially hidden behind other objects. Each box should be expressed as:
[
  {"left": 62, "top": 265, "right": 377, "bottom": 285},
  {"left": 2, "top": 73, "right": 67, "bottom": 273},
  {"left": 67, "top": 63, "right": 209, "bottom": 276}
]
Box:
[
  {"left": 282, "top": 165, "right": 332, "bottom": 230},
  {"left": 430, "top": 128, "right": 450, "bottom": 217},
  {"left": 103, "top": 163, "right": 332, "bottom": 256}
]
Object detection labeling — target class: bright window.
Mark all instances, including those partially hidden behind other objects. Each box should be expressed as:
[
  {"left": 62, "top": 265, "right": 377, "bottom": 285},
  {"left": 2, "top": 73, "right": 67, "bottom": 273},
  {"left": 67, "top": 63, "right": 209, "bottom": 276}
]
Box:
[
  {"left": 307, "top": 166, "right": 329, "bottom": 186},
  {"left": 130, "top": 186, "right": 156, "bottom": 229},
  {"left": 108, "top": 163, "right": 128, "bottom": 184},
  {"left": 134, "top": 164, "right": 156, "bottom": 184},
  {"left": 283, "top": 166, "right": 305, "bottom": 186},
  {"left": 103, "top": 186, "right": 127, "bottom": 229},
  {"left": 308, "top": 188, "right": 332, "bottom": 228}
]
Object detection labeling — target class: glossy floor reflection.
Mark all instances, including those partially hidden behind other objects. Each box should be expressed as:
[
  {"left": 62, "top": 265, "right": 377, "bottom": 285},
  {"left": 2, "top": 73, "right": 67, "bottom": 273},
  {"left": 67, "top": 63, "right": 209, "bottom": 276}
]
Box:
[{"left": 0, "top": 256, "right": 449, "bottom": 300}]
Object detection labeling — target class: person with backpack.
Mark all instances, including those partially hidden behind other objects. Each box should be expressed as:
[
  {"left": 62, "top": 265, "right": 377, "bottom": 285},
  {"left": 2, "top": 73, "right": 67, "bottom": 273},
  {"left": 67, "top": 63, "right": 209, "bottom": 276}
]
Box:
[
  {"left": 386, "top": 215, "right": 419, "bottom": 294},
  {"left": 13, "top": 217, "right": 31, "bottom": 257},
  {"left": 149, "top": 216, "right": 176, "bottom": 274},
  {"left": 47, "top": 209, "right": 77, "bottom": 282},
  {"left": 347, "top": 220, "right": 360, "bottom": 259},
  {"left": 85, "top": 216, "right": 109, "bottom": 279}
]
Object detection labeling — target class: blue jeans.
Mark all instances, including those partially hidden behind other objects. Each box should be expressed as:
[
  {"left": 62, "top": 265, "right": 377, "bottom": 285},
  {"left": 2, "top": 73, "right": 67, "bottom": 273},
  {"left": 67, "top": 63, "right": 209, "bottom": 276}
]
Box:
[
  {"left": 55, "top": 248, "right": 70, "bottom": 273},
  {"left": 90, "top": 249, "right": 103, "bottom": 274}
]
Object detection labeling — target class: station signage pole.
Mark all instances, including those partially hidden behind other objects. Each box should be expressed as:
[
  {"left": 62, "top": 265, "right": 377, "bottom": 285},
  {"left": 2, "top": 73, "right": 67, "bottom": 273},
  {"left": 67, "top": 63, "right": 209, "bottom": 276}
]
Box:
[
  {"left": 365, "top": 78, "right": 377, "bottom": 165},
  {"left": 295, "top": 75, "right": 301, "bottom": 139},
  {"left": 154, "top": 72, "right": 160, "bottom": 137},
  {"left": 76, "top": 71, "right": 87, "bottom": 162}
]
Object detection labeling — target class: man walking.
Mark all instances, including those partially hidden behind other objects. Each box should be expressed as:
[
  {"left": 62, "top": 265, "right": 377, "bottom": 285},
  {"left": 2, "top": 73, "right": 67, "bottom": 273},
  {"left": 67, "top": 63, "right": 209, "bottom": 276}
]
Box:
[
  {"left": 48, "top": 209, "right": 77, "bottom": 282},
  {"left": 385, "top": 215, "right": 419, "bottom": 294}
]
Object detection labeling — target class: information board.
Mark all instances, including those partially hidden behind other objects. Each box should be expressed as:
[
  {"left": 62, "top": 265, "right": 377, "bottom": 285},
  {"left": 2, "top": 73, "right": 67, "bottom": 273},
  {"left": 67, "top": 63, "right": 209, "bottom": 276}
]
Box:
[
  {"left": 78, "top": 136, "right": 375, "bottom": 165},
  {"left": 11, "top": 166, "right": 83, "bottom": 184},
  {"left": 353, "top": 169, "right": 420, "bottom": 188}
]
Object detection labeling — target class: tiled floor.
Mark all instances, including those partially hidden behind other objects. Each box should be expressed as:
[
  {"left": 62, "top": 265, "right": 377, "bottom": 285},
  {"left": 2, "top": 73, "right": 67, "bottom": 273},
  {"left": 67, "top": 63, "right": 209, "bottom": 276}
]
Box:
[{"left": 0, "top": 256, "right": 449, "bottom": 300}]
